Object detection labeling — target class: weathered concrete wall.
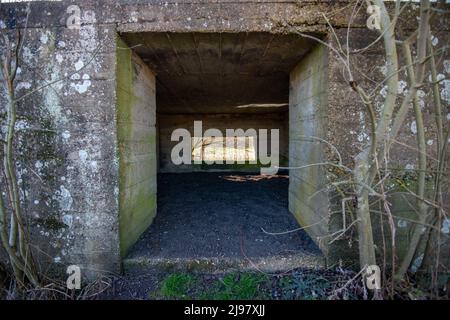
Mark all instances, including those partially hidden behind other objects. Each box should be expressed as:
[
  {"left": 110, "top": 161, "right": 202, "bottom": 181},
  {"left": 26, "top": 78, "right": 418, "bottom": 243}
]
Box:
[
  {"left": 323, "top": 26, "right": 450, "bottom": 270},
  {"left": 0, "top": 0, "right": 448, "bottom": 278},
  {"left": 325, "top": 27, "right": 450, "bottom": 169},
  {"left": 288, "top": 44, "right": 330, "bottom": 255},
  {"left": 2, "top": 1, "right": 448, "bottom": 34},
  {"left": 116, "top": 37, "right": 157, "bottom": 257},
  {"left": 158, "top": 112, "right": 288, "bottom": 172},
  {"left": 0, "top": 19, "right": 121, "bottom": 278}
]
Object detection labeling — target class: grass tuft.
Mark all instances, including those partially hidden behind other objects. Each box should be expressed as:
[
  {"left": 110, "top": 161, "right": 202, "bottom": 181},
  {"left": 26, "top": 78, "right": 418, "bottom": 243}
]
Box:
[{"left": 154, "top": 273, "right": 197, "bottom": 299}]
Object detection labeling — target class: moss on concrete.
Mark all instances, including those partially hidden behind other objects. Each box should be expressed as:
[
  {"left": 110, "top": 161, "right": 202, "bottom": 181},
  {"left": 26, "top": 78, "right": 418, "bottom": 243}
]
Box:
[
  {"left": 116, "top": 35, "right": 157, "bottom": 257},
  {"left": 120, "top": 192, "right": 157, "bottom": 257},
  {"left": 35, "top": 216, "right": 66, "bottom": 230}
]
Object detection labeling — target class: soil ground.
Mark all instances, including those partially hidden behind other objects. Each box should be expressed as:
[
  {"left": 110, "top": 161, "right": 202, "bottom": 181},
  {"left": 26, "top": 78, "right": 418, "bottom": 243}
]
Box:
[
  {"left": 126, "top": 172, "right": 320, "bottom": 260},
  {"left": 101, "top": 268, "right": 364, "bottom": 300},
  {"left": 105, "top": 172, "right": 332, "bottom": 299}
]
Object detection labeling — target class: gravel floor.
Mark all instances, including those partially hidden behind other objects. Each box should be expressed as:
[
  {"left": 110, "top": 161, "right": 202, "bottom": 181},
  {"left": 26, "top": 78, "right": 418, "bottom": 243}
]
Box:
[{"left": 126, "top": 172, "right": 319, "bottom": 260}]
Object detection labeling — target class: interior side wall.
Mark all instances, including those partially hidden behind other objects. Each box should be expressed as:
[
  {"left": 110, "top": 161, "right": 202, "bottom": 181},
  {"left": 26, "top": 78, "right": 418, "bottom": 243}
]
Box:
[
  {"left": 116, "top": 37, "right": 157, "bottom": 257},
  {"left": 288, "top": 44, "right": 329, "bottom": 253},
  {"left": 158, "top": 113, "right": 288, "bottom": 172}
]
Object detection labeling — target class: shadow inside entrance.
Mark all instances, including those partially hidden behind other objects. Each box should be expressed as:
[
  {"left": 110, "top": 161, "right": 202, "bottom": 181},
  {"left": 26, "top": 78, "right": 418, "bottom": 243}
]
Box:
[{"left": 126, "top": 172, "right": 320, "bottom": 263}]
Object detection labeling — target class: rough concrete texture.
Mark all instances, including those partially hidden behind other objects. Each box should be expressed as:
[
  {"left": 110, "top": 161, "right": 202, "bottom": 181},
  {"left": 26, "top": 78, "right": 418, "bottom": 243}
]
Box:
[
  {"left": 121, "top": 32, "right": 317, "bottom": 114},
  {"left": 116, "top": 37, "right": 157, "bottom": 257},
  {"left": 0, "top": 1, "right": 448, "bottom": 279},
  {"left": 0, "top": 21, "right": 121, "bottom": 279},
  {"left": 289, "top": 44, "right": 330, "bottom": 256},
  {"left": 1, "top": 1, "right": 449, "bottom": 33},
  {"left": 324, "top": 27, "right": 450, "bottom": 269},
  {"left": 325, "top": 28, "right": 450, "bottom": 168}
]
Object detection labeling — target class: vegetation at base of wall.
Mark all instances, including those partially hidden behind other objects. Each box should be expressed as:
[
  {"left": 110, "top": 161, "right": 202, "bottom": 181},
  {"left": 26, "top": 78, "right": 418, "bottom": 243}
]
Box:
[
  {"left": 198, "top": 273, "right": 268, "bottom": 300},
  {"left": 0, "top": 270, "right": 115, "bottom": 300},
  {"left": 147, "top": 268, "right": 450, "bottom": 300},
  {"left": 150, "top": 273, "right": 197, "bottom": 299},
  {"left": 150, "top": 272, "right": 268, "bottom": 300},
  {"left": 148, "top": 269, "right": 369, "bottom": 300}
]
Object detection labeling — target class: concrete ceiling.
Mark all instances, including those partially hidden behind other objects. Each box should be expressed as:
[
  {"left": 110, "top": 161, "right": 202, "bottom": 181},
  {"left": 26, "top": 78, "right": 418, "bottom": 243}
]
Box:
[{"left": 120, "top": 32, "right": 318, "bottom": 114}]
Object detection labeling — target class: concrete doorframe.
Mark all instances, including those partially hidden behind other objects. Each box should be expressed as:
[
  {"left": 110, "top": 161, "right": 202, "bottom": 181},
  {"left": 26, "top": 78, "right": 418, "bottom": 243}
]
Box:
[{"left": 116, "top": 31, "right": 332, "bottom": 266}]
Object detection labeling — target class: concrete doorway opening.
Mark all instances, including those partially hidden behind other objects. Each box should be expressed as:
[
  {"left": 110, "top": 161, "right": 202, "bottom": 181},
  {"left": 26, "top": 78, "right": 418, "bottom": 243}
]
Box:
[{"left": 116, "top": 32, "right": 328, "bottom": 272}]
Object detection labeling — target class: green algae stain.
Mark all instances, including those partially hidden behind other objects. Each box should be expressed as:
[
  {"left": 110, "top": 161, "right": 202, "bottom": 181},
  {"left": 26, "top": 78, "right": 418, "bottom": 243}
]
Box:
[{"left": 116, "top": 36, "right": 157, "bottom": 257}]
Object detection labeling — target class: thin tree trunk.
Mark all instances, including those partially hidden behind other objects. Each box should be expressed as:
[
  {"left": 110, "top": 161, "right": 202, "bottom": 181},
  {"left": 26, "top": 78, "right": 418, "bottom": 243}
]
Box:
[
  {"left": 352, "top": 0, "right": 400, "bottom": 269},
  {"left": 0, "top": 39, "right": 40, "bottom": 287},
  {"left": 421, "top": 36, "right": 447, "bottom": 292},
  {"left": 395, "top": 0, "right": 431, "bottom": 280}
]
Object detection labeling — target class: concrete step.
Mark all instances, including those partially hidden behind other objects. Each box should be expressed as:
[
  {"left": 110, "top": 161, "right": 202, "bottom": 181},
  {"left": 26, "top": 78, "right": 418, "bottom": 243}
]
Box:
[{"left": 122, "top": 251, "right": 326, "bottom": 275}]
